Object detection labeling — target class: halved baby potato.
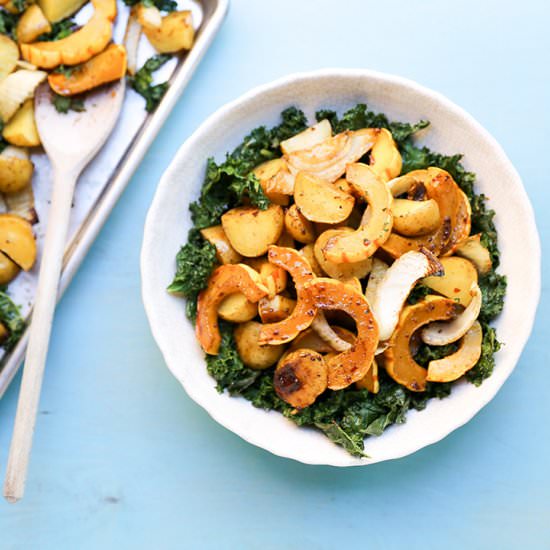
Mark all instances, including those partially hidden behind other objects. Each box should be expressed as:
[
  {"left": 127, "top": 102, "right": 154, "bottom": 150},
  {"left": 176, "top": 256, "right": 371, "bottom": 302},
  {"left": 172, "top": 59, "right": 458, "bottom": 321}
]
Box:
[
  {"left": 0, "top": 35, "right": 20, "bottom": 81},
  {"left": 422, "top": 256, "right": 478, "bottom": 306},
  {"left": 200, "top": 225, "right": 242, "bottom": 265},
  {"left": 217, "top": 292, "right": 258, "bottom": 323},
  {"left": 0, "top": 146, "right": 34, "bottom": 194},
  {"left": 252, "top": 158, "right": 291, "bottom": 205},
  {"left": 314, "top": 228, "right": 373, "bottom": 280},
  {"left": 17, "top": 4, "right": 52, "bottom": 44},
  {"left": 392, "top": 198, "right": 440, "bottom": 237},
  {"left": 294, "top": 172, "right": 355, "bottom": 224},
  {"left": 284, "top": 203, "right": 315, "bottom": 244},
  {"left": 221, "top": 204, "right": 284, "bottom": 258},
  {"left": 0, "top": 213, "right": 37, "bottom": 270},
  {"left": 0, "top": 250, "right": 20, "bottom": 285},
  {"left": 142, "top": 11, "right": 195, "bottom": 54},
  {"left": 3, "top": 100, "right": 41, "bottom": 147},
  {"left": 235, "top": 321, "right": 286, "bottom": 370},
  {"left": 280, "top": 119, "right": 332, "bottom": 155}
]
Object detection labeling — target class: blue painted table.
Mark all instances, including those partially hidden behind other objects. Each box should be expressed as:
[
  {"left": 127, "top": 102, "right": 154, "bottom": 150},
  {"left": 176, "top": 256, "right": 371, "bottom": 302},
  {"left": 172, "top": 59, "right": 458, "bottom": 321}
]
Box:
[{"left": 1, "top": 1, "right": 548, "bottom": 548}]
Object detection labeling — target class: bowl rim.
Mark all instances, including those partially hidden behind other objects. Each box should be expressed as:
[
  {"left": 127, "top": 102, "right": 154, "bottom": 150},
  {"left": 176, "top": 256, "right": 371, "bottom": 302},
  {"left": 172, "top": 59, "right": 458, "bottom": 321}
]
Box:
[{"left": 141, "top": 68, "right": 541, "bottom": 466}]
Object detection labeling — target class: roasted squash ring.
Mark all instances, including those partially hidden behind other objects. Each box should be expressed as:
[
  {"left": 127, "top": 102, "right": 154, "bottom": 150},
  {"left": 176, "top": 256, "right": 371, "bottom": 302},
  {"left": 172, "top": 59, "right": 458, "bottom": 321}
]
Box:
[
  {"left": 383, "top": 296, "right": 460, "bottom": 392},
  {"left": 258, "top": 246, "right": 317, "bottom": 345},
  {"left": 195, "top": 264, "right": 268, "bottom": 355},
  {"left": 303, "top": 278, "right": 379, "bottom": 390}
]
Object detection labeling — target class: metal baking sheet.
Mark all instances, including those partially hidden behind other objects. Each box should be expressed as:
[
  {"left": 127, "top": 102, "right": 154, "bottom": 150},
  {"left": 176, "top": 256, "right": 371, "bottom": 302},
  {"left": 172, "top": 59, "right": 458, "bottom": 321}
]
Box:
[{"left": 0, "top": 0, "right": 228, "bottom": 397}]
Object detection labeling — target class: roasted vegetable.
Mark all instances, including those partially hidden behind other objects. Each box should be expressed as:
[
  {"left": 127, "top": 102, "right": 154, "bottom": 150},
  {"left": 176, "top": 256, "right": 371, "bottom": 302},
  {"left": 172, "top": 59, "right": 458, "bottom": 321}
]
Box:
[
  {"left": 392, "top": 198, "right": 440, "bottom": 237},
  {"left": 0, "top": 146, "right": 34, "bottom": 193},
  {"left": 280, "top": 119, "right": 332, "bottom": 155},
  {"left": 199, "top": 225, "right": 242, "bottom": 265},
  {"left": 369, "top": 128, "right": 402, "bottom": 182},
  {"left": 21, "top": 10, "right": 112, "bottom": 68},
  {"left": 142, "top": 10, "right": 194, "bottom": 54},
  {"left": 0, "top": 34, "right": 19, "bottom": 80},
  {"left": 195, "top": 264, "right": 268, "bottom": 354},
  {"left": 423, "top": 256, "right": 478, "bottom": 306},
  {"left": 274, "top": 349, "right": 328, "bottom": 409},
  {"left": 235, "top": 321, "right": 285, "bottom": 370},
  {"left": 0, "top": 250, "right": 20, "bottom": 285},
  {"left": 0, "top": 69, "right": 47, "bottom": 122},
  {"left": 16, "top": 4, "right": 51, "bottom": 43},
  {"left": 0, "top": 212, "right": 36, "bottom": 270},
  {"left": 3, "top": 99, "right": 41, "bottom": 147},
  {"left": 284, "top": 203, "right": 315, "bottom": 243},
  {"left": 217, "top": 292, "right": 257, "bottom": 323},
  {"left": 48, "top": 44, "right": 127, "bottom": 96},
  {"left": 37, "top": 0, "right": 87, "bottom": 23}
]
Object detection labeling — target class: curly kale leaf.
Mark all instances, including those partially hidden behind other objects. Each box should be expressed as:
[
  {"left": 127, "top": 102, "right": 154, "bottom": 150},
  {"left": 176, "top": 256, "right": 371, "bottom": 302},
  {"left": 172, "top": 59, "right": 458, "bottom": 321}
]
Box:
[
  {"left": 315, "top": 104, "right": 429, "bottom": 148},
  {"left": 0, "top": 291, "right": 26, "bottom": 351},
  {"left": 128, "top": 54, "right": 172, "bottom": 113},
  {"left": 190, "top": 107, "right": 307, "bottom": 228},
  {"left": 206, "top": 323, "right": 261, "bottom": 393},
  {"left": 478, "top": 271, "right": 507, "bottom": 323},
  {"left": 122, "top": 0, "right": 177, "bottom": 11},
  {"left": 466, "top": 324, "right": 501, "bottom": 385},
  {"left": 167, "top": 230, "right": 217, "bottom": 319}
]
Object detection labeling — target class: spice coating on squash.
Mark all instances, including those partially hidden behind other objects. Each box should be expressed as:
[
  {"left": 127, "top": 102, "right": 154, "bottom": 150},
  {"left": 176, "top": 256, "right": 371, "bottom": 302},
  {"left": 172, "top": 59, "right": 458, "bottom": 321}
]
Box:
[
  {"left": 303, "top": 278, "right": 379, "bottom": 390},
  {"left": 195, "top": 264, "right": 268, "bottom": 355}
]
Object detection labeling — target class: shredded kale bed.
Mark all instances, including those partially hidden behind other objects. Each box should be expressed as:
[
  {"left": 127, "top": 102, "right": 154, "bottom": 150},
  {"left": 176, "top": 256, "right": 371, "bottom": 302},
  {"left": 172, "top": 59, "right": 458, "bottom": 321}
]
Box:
[{"left": 169, "top": 104, "right": 507, "bottom": 457}]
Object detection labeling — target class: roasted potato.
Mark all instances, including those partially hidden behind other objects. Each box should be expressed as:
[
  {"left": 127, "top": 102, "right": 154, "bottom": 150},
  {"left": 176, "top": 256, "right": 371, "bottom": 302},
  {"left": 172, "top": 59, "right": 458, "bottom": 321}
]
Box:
[
  {"left": 142, "top": 11, "right": 195, "bottom": 54},
  {"left": 0, "top": 146, "right": 34, "bottom": 194},
  {"left": 0, "top": 213, "right": 36, "bottom": 270},
  {"left": 299, "top": 243, "right": 323, "bottom": 276},
  {"left": 294, "top": 172, "right": 354, "bottom": 224},
  {"left": 0, "top": 250, "right": 20, "bottom": 285},
  {"left": 245, "top": 256, "right": 287, "bottom": 296},
  {"left": 200, "top": 225, "right": 242, "bottom": 265},
  {"left": 284, "top": 204, "right": 315, "bottom": 244},
  {"left": 221, "top": 204, "right": 284, "bottom": 258},
  {"left": 392, "top": 198, "right": 440, "bottom": 237},
  {"left": 369, "top": 128, "right": 402, "bottom": 182},
  {"left": 48, "top": 44, "right": 127, "bottom": 96},
  {"left": 455, "top": 234, "right": 492, "bottom": 274},
  {"left": 3, "top": 100, "right": 41, "bottom": 147},
  {"left": 274, "top": 349, "right": 328, "bottom": 408},
  {"left": 17, "top": 4, "right": 52, "bottom": 44},
  {"left": 218, "top": 292, "right": 258, "bottom": 323},
  {"left": 314, "top": 228, "right": 372, "bottom": 280},
  {"left": 0, "top": 35, "right": 19, "bottom": 81},
  {"left": 422, "top": 256, "right": 478, "bottom": 306},
  {"left": 235, "top": 321, "right": 286, "bottom": 370},
  {"left": 252, "top": 158, "right": 290, "bottom": 205},
  {"left": 37, "top": 0, "right": 87, "bottom": 23}
]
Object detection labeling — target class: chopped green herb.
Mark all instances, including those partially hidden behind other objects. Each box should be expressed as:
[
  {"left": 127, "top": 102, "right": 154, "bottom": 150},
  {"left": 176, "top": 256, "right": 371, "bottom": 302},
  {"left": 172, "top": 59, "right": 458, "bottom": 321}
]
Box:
[
  {"left": 128, "top": 54, "right": 171, "bottom": 113},
  {"left": 0, "top": 291, "right": 26, "bottom": 351},
  {"left": 38, "top": 18, "right": 77, "bottom": 41},
  {"left": 52, "top": 65, "right": 79, "bottom": 78},
  {"left": 52, "top": 94, "right": 86, "bottom": 114},
  {"left": 11, "top": 0, "right": 27, "bottom": 13}
]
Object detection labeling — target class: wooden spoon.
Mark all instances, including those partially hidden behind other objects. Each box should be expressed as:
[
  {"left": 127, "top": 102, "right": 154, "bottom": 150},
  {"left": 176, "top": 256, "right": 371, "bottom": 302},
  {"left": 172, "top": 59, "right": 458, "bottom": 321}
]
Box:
[{"left": 3, "top": 80, "right": 126, "bottom": 503}]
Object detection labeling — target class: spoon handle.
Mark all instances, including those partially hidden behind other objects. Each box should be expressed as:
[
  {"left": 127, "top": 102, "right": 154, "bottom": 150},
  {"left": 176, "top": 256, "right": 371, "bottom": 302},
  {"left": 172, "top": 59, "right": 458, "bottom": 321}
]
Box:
[{"left": 4, "top": 167, "right": 78, "bottom": 503}]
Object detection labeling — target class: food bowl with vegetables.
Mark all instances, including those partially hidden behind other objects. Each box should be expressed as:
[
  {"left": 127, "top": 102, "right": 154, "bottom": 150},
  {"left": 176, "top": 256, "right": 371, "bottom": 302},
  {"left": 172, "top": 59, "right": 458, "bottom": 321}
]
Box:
[{"left": 141, "top": 69, "right": 540, "bottom": 466}]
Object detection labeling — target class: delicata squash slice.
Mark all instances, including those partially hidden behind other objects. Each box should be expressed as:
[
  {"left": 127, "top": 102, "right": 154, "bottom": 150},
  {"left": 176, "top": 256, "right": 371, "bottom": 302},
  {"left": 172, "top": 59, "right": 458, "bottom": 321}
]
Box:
[
  {"left": 381, "top": 168, "right": 471, "bottom": 258},
  {"left": 258, "top": 246, "right": 317, "bottom": 345},
  {"left": 303, "top": 278, "right": 379, "bottom": 390},
  {"left": 384, "top": 296, "right": 461, "bottom": 392},
  {"left": 196, "top": 264, "right": 268, "bottom": 355}
]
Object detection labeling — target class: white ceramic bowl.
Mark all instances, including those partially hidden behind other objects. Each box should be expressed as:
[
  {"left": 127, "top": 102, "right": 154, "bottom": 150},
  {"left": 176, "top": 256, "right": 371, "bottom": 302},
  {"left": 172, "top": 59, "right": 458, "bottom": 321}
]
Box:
[{"left": 141, "top": 69, "right": 540, "bottom": 466}]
